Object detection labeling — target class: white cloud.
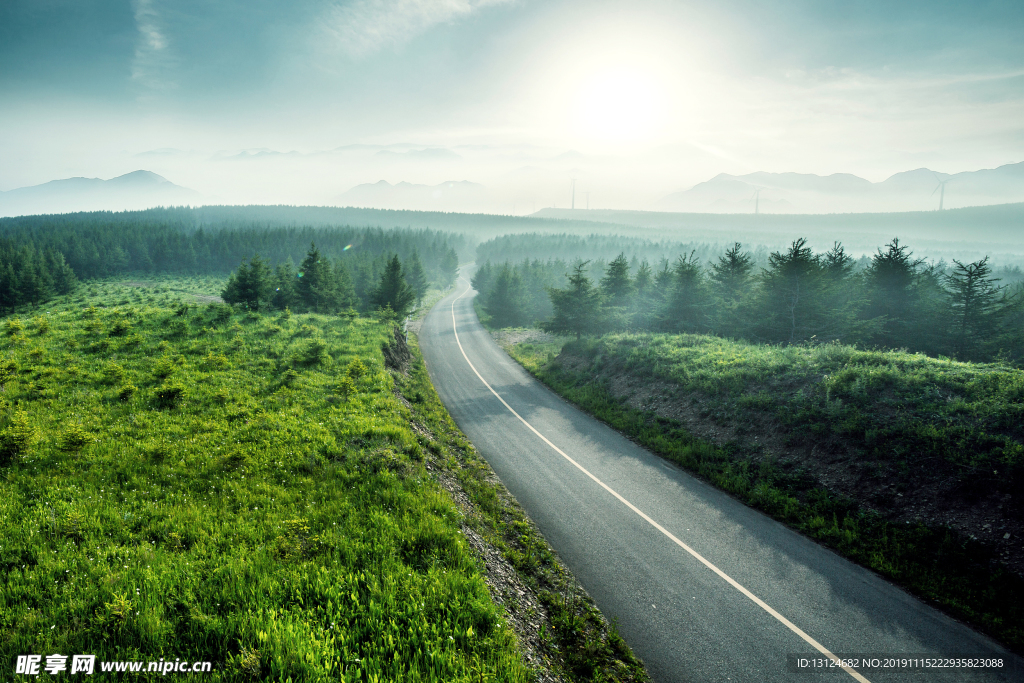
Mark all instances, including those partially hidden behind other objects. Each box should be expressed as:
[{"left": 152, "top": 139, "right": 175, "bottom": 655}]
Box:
[
  {"left": 322, "top": 0, "right": 512, "bottom": 58},
  {"left": 131, "top": 0, "right": 176, "bottom": 95}
]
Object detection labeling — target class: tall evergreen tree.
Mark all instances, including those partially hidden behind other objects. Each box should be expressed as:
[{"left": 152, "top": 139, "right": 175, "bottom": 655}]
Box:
[
  {"left": 440, "top": 247, "right": 459, "bottom": 287},
  {"left": 756, "top": 239, "right": 829, "bottom": 343},
  {"left": 945, "top": 257, "right": 1006, "bottom": 360},
  {"left": 660, "top": 252, "right": 710, "bottom": 333},
  {"left": 600, "top": 253, "right": 633, "bottom": 307},
  {"left": 297, "top": 243, "right": 339, "bottom": 313},
  {"left": 542, "top": 261, "right": 602, "bottom": 340},
  {"left": 485, "top": 264, "right": 526, "bottom": 328},
  {"left": 222, "top": 254, "right": 273, "bottom": 311},
  {"left": 709, "top": 243, "right": 754, "bottom": 303},
  {"left": 629, "top": 260, "right": 658, "bottom": 330},
  {"left": 864, "top": 239, "right": 924, "bottom": 347},
  {"left": 371, "top": 255, "right": 417, "bottom": 319},
  {"left": 272, "top": 258, "right": 299, "bottom": 310},
  {"left": 471, "top": 261, "right": 494, "bottom": 296},
  {"left": 709, "top": 243, "right": 753, "bottom": 336},
  {"left": 46, "top": 250, "right": 78, "bottom": 295},
  {"left": 333, "top": 260, "right": 358, "bottom": 310},
  {"left": 404, "top": 252, "right": 429, "bottom": 303}
]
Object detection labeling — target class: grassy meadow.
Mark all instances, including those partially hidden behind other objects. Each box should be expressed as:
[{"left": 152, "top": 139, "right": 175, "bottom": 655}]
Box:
[
  {"left": 506, "top": 332, "right": 1024, "bottom": 651},
  {"left": 0, "top": 278, "right": 532, "bottom": 682}
]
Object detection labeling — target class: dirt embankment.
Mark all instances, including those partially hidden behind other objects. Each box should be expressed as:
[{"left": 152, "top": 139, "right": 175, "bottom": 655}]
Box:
[{"left": 554, "top": 350, "right": 1023, "bottom": 578}]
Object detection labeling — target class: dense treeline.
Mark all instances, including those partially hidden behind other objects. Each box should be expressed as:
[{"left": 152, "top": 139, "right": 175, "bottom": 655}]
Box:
[
  {"left": 222, "top": 244, "right": 447, "bottom": 317},
  {"left": 474, "top": 238, "right": 1024, "bottom": 363},
  {"left": 0, "top": 210, "right": 461, "bottom": 312},
  {"left": 475, "top": 233, "right": 771, "bottom": 270}
]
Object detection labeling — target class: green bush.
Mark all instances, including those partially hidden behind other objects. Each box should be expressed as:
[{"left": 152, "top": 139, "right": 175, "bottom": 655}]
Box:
[
  {"left": 58, "top": 424, "right": 93, "bottom": 453},
  {"left": 154, "top": 383, "right": 184, "bottom": 408}
]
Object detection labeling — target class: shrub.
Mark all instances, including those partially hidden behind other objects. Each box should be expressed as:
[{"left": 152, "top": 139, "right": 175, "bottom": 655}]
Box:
[
  {"left": 346, "top": 358, "right": 367, "bottom": 379},
  {"left": 58, "top": 424, "right": 93, "bottom": 453},
  {"left": 109, "top": 319, "right": 131, "bottom": 337},
  {"left": 104, "top": 363, "right": 126, "bottom": 384},
  {"left": 336, "top": 375, "right": 356, "bottom": 399},
  {"left": 300, "top": 337, "right": 329, "bottom": 366},
  {"left": 0, "top": 410, "right": 36, "bottom": 460},
  {"left": 210, "top": 304, "right": 232, "bottom": 325},
  {"left": 154, "top": 383, "right": 184, "bottom": 408},
  {"left": 202, "top": 353, "right": 230, "bottom": 370},
  {"left": 117, "top": 384, "right": 137, "bottom": 402},
  {"left": 152, "top": 356, "right": 175, "bottom": 379},
  {"left": 5, "top": 318, "right": 24, "bottom": 336},
  {"left": 34, "top": 317, "right": 50, "bottom": 335}
]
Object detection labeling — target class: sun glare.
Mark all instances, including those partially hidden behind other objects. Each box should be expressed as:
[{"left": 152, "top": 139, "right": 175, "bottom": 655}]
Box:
[{"left": 576, "top": 68, "right": 663, "bottom": 142}]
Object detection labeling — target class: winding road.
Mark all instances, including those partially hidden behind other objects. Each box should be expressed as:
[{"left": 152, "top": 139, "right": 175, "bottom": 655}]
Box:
[{"left": 417, "top": 279, "right": 1023, "bottom": 683}]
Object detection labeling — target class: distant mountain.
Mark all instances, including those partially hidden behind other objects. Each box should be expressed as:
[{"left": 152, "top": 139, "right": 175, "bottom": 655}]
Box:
[
  {"left": 659, "top": 162, "right": 1024, "bottom": 214},
  {"left": 337, "top": 180, "right": 489, "bottom": 212},
  {"left": 0, "top": 170, "right": 201, "bottom": 217}
]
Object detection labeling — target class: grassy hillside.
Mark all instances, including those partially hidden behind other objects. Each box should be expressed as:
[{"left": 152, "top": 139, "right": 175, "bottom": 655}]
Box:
[
  {"left": 0, "top": 279, "right": 645, "bottom": 682},
  {"left": 505, "top": 331, "right": 1024, "bottom": 652}
]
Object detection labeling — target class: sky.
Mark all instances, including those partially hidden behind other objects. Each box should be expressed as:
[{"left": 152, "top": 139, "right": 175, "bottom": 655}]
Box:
[{"left": 1, "top": 0, "right": 1022, "bottom": 211}]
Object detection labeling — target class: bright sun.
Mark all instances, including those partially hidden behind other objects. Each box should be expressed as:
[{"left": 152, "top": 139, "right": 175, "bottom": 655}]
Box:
[{"left": 575, "top": 68, "right": 663, "bottom": 142}]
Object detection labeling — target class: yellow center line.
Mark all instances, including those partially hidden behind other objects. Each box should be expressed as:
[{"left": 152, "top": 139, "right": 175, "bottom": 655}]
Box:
[{"left": 450, "top": 278, "right": 871, "bottom": 683}]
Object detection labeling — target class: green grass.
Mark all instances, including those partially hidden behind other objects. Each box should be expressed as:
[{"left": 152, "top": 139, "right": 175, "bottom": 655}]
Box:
[
  {"left": 506, "top": 332, "right": 1024, "bottom": 653},
  {"left": 1, "top": 279, "right": 534, "bottom": 681}
]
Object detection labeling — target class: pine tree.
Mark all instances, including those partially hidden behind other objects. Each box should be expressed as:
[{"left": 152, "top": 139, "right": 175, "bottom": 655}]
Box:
[
  {"left": 222, "top": 254, "right": 273, "bottom": 311},
  {"left": 46, "top": 250, "right": 78, "bottom": 295},
  {"left": 404, "top": 252, "right": 429, "bottom": 303},
  {"left": 600, "top": 253, "right": 633, "bottom": 307},
  {"left": 440, "top": 247, "right": 459, "bottom": 287},
  {"left": 709, "top": 243, "right": 753, "bottom": 336},
  {"left": 864, "top": 238, "right": 924, "bottom": 347},
  {"left": 471, "top": 261, "right": 494, "bottom": 295},
  {"left": 542, "top": 261, "right": 602, "bottom": 340},
  {"left": 945, "top": 257, "right": 1005, "bottom": 360},
  {"left": 297, "top": 243, "right": 339, "bottom": 313},
  {"left": 0, "top": 263, "right": 18, "bottom": 313},
  {"left": 660, "top": 252, "right": 709, "bottom": 333},
  {"left": 272, "top": 259, "right": 299, "bottom": 310},
  {"left": 484, "top": 264, "right": 526, "bottom": 328},
  {"left": 333, "top": 260, "right": 358, "bottom": 310},
  {"left": 756, "top": 239, "right": 829, "bottom": 343},
  {"left": 709, "top": 243, "right": 753, "bottom": 303},
  {"left": 371, "top": 255, "right": 416, "bottom": 319}
]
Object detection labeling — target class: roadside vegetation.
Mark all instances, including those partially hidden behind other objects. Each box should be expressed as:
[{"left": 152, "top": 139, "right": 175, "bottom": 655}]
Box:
[
  {"left": 0, "top": 272, "right": 647, "bottom": 681},
  {"left": 472, "top": 232, "right": 1024, "bottom": 652},
  {"left": 502, "top": 333, "right": 1024, "bottom": 652},
  {"left": 473, "top": 235, "right": 1024, "bottom": 364}
]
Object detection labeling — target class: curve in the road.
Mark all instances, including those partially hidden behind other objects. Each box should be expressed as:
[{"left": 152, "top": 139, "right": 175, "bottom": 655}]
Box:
[
  {"left": 449, "top": 282, "right": 870, "bottom": 682},
  {"left": 419, "top": 277, "right": 1023, "bottom": 683}
]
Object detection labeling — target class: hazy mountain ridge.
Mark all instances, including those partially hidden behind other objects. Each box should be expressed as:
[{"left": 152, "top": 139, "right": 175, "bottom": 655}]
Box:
[
  {"left": 337, "top": 179, "right": 489, "bottom": 212},
  {"left": 660, "top": 162, "right": 1024, "bottom": 214},
  {"left": 0, "top": 170, "right": 201, "bottom": 217}
]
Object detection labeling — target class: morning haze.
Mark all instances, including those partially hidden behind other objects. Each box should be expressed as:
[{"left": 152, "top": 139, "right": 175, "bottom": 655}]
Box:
[{"left": 5, "top": 2, "right": 1024, "bottom": 681}]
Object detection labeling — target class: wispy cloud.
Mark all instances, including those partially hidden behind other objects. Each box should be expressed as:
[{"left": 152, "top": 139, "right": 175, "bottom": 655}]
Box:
[
  {"left": 131, "top": 0, "right": 177, "bottom": 95},
  {"left": 322, "top": 0, "right": 512, "bottom": 58}
]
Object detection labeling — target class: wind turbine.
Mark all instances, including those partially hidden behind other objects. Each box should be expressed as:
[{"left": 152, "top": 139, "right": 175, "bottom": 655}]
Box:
[
  {"left": 570, "top": 178, "right": 577, "bottom": 210},
  {"left": 931, "top": 176, "right": 951, "bottom": 211},
  {"left": 749, "top": 187, "right": 764, "bottom": 215}
]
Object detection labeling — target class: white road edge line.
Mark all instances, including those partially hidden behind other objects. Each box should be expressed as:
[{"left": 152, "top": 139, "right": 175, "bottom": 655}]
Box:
[{"left": 450, "top": 279, "right": 871, "bottom": 683}]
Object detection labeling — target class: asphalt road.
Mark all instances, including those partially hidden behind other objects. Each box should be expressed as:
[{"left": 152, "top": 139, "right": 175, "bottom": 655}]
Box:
[{"left": 417, "top": 279, "right": 1024, "bottom": 683}]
